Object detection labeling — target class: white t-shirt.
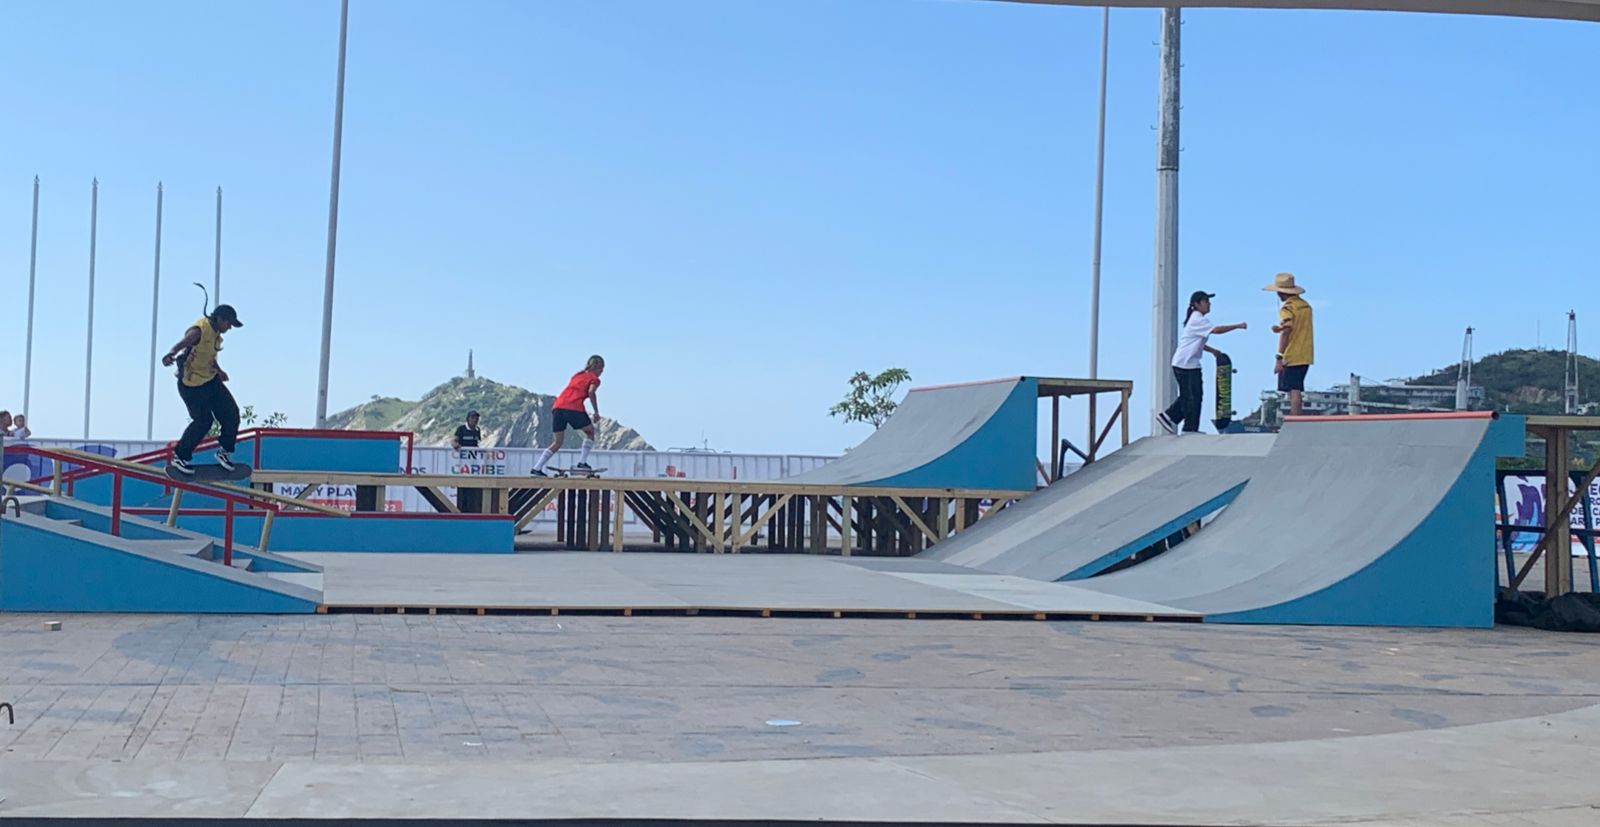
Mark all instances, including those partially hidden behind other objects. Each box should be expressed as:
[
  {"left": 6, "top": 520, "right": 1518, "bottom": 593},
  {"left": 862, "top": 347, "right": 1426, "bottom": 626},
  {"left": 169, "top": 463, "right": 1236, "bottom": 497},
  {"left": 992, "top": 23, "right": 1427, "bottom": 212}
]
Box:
[
  {"left": 9, "top": 425, "right": 30, "bottom": 441},
  {"left": 1171, "top": 312, "right": 1215, "bottom": 370}
]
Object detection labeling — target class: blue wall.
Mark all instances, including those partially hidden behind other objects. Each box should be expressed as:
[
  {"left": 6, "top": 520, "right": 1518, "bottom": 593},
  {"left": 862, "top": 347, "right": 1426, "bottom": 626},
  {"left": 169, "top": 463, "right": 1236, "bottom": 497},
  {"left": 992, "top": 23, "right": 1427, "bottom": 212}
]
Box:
[
  {"left": 874, "top": 378, "right": 1038, "bottom": 492},
  {"left": 169, "top": 512, "right": 514, "bottom": 553},
  {"left": 242, "top": 434, "right": 402, "bottom": 473},
  {"left": 0, "top": 521, "right": 317, "bottom": 613}
]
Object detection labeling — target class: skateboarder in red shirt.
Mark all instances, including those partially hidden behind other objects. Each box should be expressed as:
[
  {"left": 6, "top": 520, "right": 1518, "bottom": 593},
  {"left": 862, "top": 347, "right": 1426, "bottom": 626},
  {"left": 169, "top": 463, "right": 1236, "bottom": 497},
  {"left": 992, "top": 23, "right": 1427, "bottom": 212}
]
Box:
[{"left": 531, "top": 356, "right": 604, "bottom": 477}]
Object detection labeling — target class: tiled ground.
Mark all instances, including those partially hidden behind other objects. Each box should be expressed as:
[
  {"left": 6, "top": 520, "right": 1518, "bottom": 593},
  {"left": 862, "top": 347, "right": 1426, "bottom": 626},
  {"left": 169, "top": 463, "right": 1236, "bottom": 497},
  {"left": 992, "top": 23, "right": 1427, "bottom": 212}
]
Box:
[{"left": 3, "top": 611, "right": 1597, "bottom": 765}]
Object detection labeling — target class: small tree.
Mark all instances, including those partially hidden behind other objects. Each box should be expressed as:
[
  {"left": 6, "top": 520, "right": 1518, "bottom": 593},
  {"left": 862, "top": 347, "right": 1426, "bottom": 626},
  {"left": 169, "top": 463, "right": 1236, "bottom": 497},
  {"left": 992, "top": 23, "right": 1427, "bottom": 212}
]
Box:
[
  {"left": 829, "top": 368, "right": 911, "bottom": 429},
  {"left": 209, "top": 405, "right": 287, "bottom": 437}
]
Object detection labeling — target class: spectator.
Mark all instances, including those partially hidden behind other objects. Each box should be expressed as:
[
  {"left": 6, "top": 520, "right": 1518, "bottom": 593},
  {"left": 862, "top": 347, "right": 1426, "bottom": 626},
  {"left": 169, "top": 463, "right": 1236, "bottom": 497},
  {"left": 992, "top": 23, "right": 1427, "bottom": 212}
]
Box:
[
  {"left": 453, "top": 411, "right": 484, "bottom": 514},
  {"left": 8, "top": 414, "right": 30, "bottom": 441},
  {"left": 0, "top": 410, "right": 11, "bottom": 437}
]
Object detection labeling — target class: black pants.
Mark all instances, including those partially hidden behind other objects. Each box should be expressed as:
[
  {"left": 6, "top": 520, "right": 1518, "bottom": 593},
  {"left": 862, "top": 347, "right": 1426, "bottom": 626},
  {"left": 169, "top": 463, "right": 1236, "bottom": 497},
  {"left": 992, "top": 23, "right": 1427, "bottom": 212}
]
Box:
[
  {"left": 1164, "top": 367, "right": 1204, "bottom": 433},
  {"left": 175, "top": 376, "right": 240, "bottom": 461}
]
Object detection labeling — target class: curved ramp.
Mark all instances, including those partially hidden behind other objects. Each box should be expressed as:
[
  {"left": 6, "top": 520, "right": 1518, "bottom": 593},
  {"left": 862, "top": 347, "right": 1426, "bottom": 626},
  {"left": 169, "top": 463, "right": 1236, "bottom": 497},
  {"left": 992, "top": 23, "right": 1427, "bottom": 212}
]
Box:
[
  {"left": 923, "top": 434, "right": 1274, "bottom": 581},
  {"left": 787, "top": 377, "right": 1038, "bottom": 491},
  {"left": 1082, "top": 414, "right": 1525, "bottom": 628}
]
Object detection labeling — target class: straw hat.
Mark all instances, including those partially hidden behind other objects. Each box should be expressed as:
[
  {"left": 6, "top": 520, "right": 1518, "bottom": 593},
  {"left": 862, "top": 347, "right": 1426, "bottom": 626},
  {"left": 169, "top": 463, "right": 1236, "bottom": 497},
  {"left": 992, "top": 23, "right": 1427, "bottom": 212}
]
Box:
[{"left": 1262, "top": 272, "right": 1305, "bottom": 295}]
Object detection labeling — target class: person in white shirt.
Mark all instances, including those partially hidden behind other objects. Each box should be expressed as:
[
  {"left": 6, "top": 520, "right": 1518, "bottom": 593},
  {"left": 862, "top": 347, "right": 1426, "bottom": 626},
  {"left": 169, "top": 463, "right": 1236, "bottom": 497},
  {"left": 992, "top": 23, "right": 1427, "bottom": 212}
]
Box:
[
  {"left": 1158, "top": 291, "right": 1246, "bottom": 434},
  {"left": 8, "top": 414, "right": 30, "bottom": 441}
]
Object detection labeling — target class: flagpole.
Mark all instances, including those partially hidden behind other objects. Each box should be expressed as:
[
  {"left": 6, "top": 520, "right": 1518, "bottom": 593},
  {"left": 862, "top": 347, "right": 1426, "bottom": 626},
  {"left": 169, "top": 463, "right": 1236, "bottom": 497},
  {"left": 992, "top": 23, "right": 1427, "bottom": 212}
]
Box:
[
  {"left": 147, "top": 183, "right": 164, "bottom": 439},
  {"left": 85, "top": 178, "right": 99, "bottom": 439},
  {"left": 315, "top": 0, "right": 350, "bottom": 427},
  {"left": 24, "top": 176, "right": 40, "bottom": 418}
]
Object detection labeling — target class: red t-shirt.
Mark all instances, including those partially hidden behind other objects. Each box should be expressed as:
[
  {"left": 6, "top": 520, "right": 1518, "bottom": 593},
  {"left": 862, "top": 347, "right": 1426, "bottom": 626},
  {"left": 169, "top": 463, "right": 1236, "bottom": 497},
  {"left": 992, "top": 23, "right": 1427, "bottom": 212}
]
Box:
[{"left": 554, "top": 369, "right": 600, "bottom": 411}]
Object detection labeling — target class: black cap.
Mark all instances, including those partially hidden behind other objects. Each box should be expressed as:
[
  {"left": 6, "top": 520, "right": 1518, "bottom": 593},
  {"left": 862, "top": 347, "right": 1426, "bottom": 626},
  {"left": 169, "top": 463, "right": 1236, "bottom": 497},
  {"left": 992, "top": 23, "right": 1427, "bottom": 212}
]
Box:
[
  {"left": 467, "top": 410, "right": 480, "bottom": 418},
  {"left": 213, "top": 304, "right": 243, "bottom": 327},
  {"left": 1188, "top": 291, "right": 1215, "bottom": 305}
]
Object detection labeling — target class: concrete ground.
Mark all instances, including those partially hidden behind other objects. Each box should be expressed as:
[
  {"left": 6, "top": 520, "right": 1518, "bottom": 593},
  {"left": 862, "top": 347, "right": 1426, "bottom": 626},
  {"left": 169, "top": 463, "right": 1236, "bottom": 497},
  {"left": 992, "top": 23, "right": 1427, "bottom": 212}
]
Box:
[{"left": 1, "top": 609, "right": 1598, "bottom": 823}]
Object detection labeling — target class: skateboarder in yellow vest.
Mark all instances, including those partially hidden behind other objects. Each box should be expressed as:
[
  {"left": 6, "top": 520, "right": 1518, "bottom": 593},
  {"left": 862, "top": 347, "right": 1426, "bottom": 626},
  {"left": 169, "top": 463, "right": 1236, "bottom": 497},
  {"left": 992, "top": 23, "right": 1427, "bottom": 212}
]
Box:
[{"left": 160, "top": 304, "right": 244, "bottom": 476}]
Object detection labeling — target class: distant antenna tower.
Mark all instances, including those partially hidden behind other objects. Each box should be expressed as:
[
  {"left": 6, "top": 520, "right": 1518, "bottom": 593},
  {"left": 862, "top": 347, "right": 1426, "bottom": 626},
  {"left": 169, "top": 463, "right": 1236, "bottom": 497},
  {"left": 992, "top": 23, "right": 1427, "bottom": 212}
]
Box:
[
  {"left": 1566, "top": 311, "right": 1579, "bottom": 414},
  {"left": 1456, "top": 326, "right": 1474, "bottom": 411}
]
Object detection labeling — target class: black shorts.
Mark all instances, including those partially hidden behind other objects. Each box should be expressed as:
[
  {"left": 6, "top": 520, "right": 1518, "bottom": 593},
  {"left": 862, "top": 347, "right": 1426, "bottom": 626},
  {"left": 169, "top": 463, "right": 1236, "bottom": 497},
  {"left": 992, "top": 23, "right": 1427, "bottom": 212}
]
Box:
[
  {"left": 552, "top": 408, "right": 593, "bottom": 432},
  {"left": 1278, "top": 364, "right": 1310, "bottom": 393}
]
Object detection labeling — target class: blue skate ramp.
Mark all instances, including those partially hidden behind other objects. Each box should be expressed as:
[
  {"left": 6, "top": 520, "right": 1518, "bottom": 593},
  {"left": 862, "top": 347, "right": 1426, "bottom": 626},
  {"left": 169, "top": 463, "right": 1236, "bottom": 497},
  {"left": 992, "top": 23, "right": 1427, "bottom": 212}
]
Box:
[
  {"left": 786, "top": 377, "right": 1038, "bottom": 492},
  {"left": 1081, "top": 413, "right": 1525, "bottom": 628},
  {"left": 923, "top": 434, "right": 1274, "bottom": 581}
]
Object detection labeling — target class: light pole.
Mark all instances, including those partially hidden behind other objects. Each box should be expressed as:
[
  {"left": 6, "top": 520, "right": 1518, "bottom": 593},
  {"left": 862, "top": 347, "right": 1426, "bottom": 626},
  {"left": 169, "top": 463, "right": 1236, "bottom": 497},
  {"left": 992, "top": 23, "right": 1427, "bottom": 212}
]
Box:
[{"left": 315, "top": 0, "right": 350, "bottom": 427}]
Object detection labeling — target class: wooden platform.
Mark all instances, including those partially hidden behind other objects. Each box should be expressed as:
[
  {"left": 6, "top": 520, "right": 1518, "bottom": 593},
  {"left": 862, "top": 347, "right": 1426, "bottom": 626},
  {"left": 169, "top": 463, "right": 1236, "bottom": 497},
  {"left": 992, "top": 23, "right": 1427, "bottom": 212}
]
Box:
[
  {"left": 292, "top": 551, "right": 1200, "bottom": 621},
  {"left": 252, "top": 470, "right": 1036, "bottom": 555}
]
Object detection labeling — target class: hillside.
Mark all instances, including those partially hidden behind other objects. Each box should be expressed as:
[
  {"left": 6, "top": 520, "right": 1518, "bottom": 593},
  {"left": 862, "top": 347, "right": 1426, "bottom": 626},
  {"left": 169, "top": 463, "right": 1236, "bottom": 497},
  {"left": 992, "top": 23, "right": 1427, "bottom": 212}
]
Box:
[
  {"left": 328, "top": 375, "right": 652, "bottom": 450},
  {"left": 1408, "top": 348, "right": 1600, "bottom": 414}
]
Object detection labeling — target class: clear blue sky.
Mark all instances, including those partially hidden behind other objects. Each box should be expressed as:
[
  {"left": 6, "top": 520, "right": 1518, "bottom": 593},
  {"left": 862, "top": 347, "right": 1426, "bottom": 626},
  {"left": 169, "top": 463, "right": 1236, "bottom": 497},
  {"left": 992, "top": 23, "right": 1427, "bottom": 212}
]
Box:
[{"left": 1, "top": 0, "right": 1595, "bottom": 453}]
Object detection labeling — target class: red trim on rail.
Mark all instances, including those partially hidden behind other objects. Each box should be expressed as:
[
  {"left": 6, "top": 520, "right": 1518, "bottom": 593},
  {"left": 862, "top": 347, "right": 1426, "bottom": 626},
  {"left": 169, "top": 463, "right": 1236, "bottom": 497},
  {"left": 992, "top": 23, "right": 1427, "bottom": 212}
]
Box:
[{"left": 1284, "top": 412, "right": 1498, "bottom": 422}]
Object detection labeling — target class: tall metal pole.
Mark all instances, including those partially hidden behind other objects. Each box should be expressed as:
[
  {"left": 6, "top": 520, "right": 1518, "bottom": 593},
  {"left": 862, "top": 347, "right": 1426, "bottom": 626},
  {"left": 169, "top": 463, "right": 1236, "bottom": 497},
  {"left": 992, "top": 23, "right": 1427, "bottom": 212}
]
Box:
[
  {"left": 24, "top": 176, "right": 40, "bottom": 418},
  {"left": 1150, "top": 8, "right": 1181, "bottom": 430},
  {"left": 315, "top": 0, "right": 350, "bottom": 428},
  {"left": 214, "top": 186, "right": 223, "bottom": 303},
  {"left": 85, "top": 178, "right": 99, "bottom": 439},
  {"left": 1088, "top": 7, "right": 1110, "bottom": 380},
  {"left": 147, "top": 183, "right": 164, "bottom": 440}
]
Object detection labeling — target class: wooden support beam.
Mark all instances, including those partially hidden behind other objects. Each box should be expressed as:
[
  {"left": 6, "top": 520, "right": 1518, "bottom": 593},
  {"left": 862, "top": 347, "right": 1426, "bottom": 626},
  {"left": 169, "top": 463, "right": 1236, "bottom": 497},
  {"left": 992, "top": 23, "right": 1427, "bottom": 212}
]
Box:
[
  {"left": 1087, "top": 394, "right": 1098, "bottom": 464},
  {"left": 663, "top": 491, "right": 716, "bottom": 547},
  {"left": 1093, "top": 402, "right": 1124, "bottom": 456},
  {"left": 1120, "top": 388, "right": 1131, "bottom": 448},
  {"left": 613, "top": 489, "right": 625, "bottom": 552},
  {"left": 1546, "top": 429, "right": 1574, "bottom": 596},
  {"left": 587, "top": 488, "right": 603, "bottom": 551},
  {"left": 937, "top": 497, "right": 949, "bottom": 540},
  {"left": 1510, "top": 440, "right": 1600, "bottom": 592},
  {"left": 889, "top": 495, "right": 940, "bottom": 545},
  {"left": 166, "top": 489, "right": 184, "bottom": 527},
  {"left": 1051, "top": 395, "right": 1061, "bottom": 480},
  {"left": 514, "top": 488, "right": 561, "bottom": 532},
  {"left": 713, "top": 492, "right": 725, "bottom": 553},
  {"left": 418, "top": 486, "right": 460, "bottom": 514},
  {"left": 954, "top": 497, "right": 967, "bottom": 533},
  {"left": 259, "top": 509, "right": 276, "bottom": 552},
  {"left": 840, "top": 495, "right": 852, "bottom": 557},
  {"left": 737, "top": 493, "right": 794, "bottom": 547}
]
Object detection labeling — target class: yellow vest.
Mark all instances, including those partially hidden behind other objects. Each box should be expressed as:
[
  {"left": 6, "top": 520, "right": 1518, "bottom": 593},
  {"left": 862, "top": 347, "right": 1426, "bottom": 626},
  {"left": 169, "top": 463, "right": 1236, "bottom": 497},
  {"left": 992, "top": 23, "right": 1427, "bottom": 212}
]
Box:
[{"left": 181, "top": 316, "right": 223, "bottom": 387}]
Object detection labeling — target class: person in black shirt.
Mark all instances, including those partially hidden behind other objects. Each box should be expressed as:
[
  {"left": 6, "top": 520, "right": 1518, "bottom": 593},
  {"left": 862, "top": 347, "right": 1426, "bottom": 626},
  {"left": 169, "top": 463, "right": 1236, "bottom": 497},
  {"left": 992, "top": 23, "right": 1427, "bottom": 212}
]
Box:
[
  {"left": 453, "top": 411, "right": 482, "bottom": 450},
  {"left": 453, "top": 411, "right": 484, "bottom": 513}
]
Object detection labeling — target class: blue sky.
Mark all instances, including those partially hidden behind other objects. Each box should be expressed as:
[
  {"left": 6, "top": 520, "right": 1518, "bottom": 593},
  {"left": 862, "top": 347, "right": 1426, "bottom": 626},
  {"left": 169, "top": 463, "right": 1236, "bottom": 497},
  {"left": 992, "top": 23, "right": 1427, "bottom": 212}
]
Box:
[{"left": 1, "top": 0, "right": 1594, "bottom": 454}]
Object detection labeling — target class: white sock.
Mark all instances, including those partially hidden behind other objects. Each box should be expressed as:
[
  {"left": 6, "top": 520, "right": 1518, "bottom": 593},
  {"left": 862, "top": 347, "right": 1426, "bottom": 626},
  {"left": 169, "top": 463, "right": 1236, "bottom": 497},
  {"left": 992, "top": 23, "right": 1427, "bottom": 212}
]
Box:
[
  {"left": 534, "top": 447, "right": 555, "bottom": 471},
  {"left": 578, "top": 438, "right": 594, "bottom": 465}
]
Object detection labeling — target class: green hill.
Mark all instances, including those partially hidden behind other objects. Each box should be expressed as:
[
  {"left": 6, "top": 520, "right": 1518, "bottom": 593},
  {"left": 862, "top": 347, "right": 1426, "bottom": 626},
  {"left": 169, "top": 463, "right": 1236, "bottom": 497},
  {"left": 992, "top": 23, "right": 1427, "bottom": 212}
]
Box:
[{"left": 1408, "top": 348, "right": 1600, "bottom": 415}]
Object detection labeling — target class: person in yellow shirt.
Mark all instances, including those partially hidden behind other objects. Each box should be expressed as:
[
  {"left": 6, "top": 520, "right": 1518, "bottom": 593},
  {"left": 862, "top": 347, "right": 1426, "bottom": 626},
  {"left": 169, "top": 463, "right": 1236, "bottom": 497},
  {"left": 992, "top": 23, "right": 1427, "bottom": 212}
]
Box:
[
  {"left": 1263, "top": 273, "right": 1314, "bottom": 417},
  {"left": 159, "top": 304, "right": 244, "bottom": 475}
]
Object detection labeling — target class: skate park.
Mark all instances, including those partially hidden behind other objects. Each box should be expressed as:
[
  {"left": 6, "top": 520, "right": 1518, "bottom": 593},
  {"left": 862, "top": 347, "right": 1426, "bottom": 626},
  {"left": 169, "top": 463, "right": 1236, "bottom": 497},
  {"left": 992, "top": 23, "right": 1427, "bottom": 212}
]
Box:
[{"left": 4, "top": 0, "right": 1600, "bottom": 825}]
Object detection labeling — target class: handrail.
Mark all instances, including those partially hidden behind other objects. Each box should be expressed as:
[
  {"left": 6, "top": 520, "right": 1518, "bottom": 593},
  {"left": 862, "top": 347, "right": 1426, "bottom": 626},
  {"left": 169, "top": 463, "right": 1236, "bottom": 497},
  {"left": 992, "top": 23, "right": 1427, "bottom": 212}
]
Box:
[
  {"left": 34, "top": 427, "right": 416, "bottom": 487},
  {"left": 9, "top": 445, "right": 347, "bottom": 567}
]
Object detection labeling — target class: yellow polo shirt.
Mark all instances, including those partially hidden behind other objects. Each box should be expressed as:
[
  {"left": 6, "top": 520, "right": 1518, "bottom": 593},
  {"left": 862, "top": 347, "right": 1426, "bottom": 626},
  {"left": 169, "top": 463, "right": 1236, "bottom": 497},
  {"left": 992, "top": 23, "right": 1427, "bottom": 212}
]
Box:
[{"left": 1278, "top": 297, "right": 1314, "bottom": 367}]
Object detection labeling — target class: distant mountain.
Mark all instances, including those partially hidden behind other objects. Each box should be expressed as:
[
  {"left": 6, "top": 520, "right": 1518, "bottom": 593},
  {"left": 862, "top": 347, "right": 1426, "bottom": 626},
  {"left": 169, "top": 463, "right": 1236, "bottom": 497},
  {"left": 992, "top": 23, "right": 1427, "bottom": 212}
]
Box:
[
  {"left": 328, "top": 375, "right": 652, "bottom": 450},
  {"left": 1408, "top": 348, "right": 1600, "bottom": 415}
]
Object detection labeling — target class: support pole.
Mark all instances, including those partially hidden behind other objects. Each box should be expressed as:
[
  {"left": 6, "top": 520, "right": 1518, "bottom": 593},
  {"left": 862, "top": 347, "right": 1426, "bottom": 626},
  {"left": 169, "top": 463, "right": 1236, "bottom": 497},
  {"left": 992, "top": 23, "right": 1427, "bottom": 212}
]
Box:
[
  {"left": 1545, "top": 428, "right": 1574, "bottom": 596},
  {"left": 1088, "top": 7, "right": 1110, "bottom": 381},
  {"left": 214, "top": 186, "right": 223, "bottom": 303},
  {"left": 147, "top": 183, "right": 164, "bottom": 439},
  {"left": 1150, "top": 8, "right": 1182, "bottom": 432},
  {"left": 85, "top": 178, "right": 99, "bottom": 439},
  {"left": 24, "top": 176, "right": 39, "bottom": 418},
  {"left": 315, "top": 0, "right": 350, "bottom": 427}
]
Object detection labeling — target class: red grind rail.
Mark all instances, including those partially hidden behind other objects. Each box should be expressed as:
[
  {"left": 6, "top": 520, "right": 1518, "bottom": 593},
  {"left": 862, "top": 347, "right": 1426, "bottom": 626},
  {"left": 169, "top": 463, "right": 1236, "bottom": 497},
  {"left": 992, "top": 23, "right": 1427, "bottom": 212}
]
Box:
[
  {"left": 37, "top": 428, "right": 416, "bottom": 487},
  {"left": 9, "top": 445, "right": 293, "bottom": 567}
]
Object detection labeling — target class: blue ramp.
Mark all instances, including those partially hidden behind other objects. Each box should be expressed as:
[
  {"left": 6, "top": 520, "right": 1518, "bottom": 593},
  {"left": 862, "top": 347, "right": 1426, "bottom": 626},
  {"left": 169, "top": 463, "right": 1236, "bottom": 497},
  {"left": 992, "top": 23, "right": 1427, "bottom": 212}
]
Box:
[
  {"left": 786, "top": 377, "right": 1038, "bottom": 491},
  {"left": 1083, "top": 414, "right": 1525, "bottom": 628}
]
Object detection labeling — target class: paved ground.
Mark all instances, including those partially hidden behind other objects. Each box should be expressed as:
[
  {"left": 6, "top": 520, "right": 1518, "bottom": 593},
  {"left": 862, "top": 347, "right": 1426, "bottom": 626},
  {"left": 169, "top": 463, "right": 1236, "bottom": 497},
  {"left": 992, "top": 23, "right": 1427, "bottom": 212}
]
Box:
[{"left": 2, "top": 598, "right": 1598, "bottom": 822}]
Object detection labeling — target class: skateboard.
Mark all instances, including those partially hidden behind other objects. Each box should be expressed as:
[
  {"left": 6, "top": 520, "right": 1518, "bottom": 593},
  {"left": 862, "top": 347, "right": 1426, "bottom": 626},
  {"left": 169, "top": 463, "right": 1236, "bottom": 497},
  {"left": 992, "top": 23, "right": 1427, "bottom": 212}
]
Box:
[
  {"left": 1212, "top": 350, "right": 1236, "bottom": 433},
  {"left": 544, "top": 466, "right": 605, "bottom": 479},
  {"left": 165, "top": 462, "right": 253, "bottom": 483}
]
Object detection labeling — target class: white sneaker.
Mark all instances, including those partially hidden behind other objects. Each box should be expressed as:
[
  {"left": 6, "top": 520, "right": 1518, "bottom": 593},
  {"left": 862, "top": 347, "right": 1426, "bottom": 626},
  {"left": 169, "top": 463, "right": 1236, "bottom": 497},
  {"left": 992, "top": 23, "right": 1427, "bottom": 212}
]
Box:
[
  {"left": 215, "top": 450, "right": 235, "bottom": 472},
  {"left": 1156, "top": 412, "right": 1178, "bottom": 435}
]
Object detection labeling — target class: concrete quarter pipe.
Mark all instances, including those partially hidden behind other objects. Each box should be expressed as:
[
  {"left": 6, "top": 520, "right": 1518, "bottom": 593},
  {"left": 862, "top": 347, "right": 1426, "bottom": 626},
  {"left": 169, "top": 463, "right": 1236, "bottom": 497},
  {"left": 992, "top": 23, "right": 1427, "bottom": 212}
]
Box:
[
  {"left": 786, "top": 377, "right": 1038, "bottom": 491},
  {"left": 1081, "top": 413, "right": 1525, "bottom": 627},
  {"left": 923, "top": 433, "right": 1275, "bottom": 581}
]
